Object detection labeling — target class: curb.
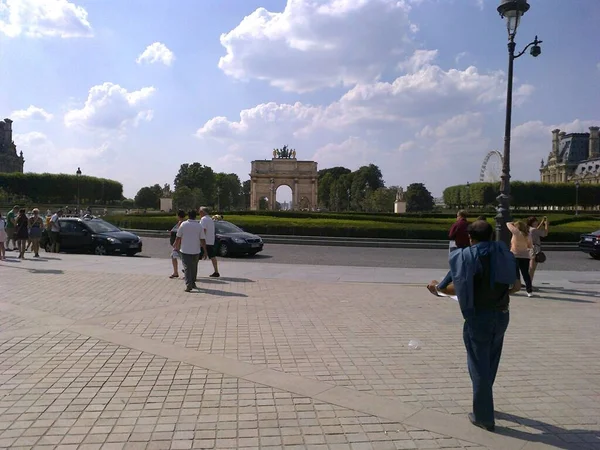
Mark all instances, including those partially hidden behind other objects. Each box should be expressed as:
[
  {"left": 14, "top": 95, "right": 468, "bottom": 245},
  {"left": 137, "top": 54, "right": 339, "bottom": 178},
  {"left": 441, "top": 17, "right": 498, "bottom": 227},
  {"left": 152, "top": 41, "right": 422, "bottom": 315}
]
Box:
[{"left": 124, "top": 229, "right": 578, "bottom": 251}]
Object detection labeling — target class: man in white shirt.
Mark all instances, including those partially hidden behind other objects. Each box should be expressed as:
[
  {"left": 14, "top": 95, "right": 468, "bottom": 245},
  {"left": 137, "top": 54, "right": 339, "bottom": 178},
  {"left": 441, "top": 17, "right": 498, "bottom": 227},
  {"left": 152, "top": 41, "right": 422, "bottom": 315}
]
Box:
[
  {"left": 199, "top": 207, "right": 220, "bottom": 278},
  {"left": 174, "top": 210, "right": 208, "bottom": 292},
  {"left": 49, "top": 209, "right": 63, "bottom": 253}
]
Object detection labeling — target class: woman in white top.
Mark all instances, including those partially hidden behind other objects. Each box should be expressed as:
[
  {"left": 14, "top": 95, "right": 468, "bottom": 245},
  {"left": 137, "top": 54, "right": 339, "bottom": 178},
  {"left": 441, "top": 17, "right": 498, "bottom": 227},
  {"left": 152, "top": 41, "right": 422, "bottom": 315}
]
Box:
[
  {"left": 527, "top": 216, "right": 549, "bottom": 286},
  {"left": 169, "top": 210, "right": 186, "bottom": 278},
  {"left": 507, "top": 221, "right": 533, "bottom": 297},
  {"left": 0, "top": 212, "right": 6, "bottom": 260}
]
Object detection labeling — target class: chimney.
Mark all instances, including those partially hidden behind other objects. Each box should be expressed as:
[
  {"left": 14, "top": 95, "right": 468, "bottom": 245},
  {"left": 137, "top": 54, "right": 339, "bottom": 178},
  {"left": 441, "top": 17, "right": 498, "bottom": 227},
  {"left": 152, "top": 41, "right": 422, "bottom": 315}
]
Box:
[
  {"left": 551, "top": 129, "right": 560, "bottom": 156},
  {"left": 589, "top": 126, "right": 600, "bottom": 159}
]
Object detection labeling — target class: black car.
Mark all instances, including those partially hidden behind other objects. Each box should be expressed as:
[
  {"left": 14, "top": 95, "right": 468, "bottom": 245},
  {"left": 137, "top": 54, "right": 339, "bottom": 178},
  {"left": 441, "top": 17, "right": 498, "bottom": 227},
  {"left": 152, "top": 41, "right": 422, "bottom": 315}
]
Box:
[
  {"left": 41, "top": 217, "right": 143, "bottom": 256},
  {"left": 578, "top": 230, "right": 600, "bottom": 260},
  {"left": 214, "top": 220, "right": 263, "bottom": 257}
]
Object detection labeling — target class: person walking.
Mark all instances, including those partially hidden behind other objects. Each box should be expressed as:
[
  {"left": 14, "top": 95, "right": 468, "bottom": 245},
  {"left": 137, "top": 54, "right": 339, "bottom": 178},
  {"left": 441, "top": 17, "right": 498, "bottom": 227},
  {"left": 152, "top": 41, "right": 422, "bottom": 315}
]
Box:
[
  {"left": 174, "top": 210, "right": 208, "bottom": 292},
  {"left": 448, "top": 210, "right": 470, "bottom": 254},
  {"left": 28, "top": 208, "right": 44, "bottom": 258},
  {"left": 15, "top": 208, "right": 29, "bottom": 259},
  {"left": 169, "top": 210, "right": 186, "bottom": 278},
  {"left": 199, "top": 207, "right": 220, "bottom": 278},
  {"left": 49, "top": 209, "right": 63, "bottom": 253},
  {"left": 527, "top": 216, "right": 549, "bottom": 287},
  {"left": 0, "top": 212, "right": 6, "bottom": 260},
  {"left": 427, "top": 220, "right": 519, "bottom": 432},
  {"left": 5, "top": 205, "right": 19, "bottom": 251},
  {"left": 507, "top": 220, "right": 533, "bottom": 297}
]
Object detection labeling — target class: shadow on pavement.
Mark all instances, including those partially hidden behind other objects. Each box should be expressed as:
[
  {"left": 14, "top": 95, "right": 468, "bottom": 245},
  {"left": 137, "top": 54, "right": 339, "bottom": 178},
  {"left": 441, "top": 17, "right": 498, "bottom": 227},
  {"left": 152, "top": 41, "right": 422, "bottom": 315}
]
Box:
[
  {"left": 196, "top": 289, "right": 247, "bottom": 298},
  {"left": 495, "top": 411, "right": 599, "bottom": 449},
  {"left": 218, "top": 277, "right": 255, "bottom": 283},
  {"left": 1, "top": 264, "right": 64, "bottom": 275},
  {"left": 234, "top": 254, "right": 273, "bottom": 260}
]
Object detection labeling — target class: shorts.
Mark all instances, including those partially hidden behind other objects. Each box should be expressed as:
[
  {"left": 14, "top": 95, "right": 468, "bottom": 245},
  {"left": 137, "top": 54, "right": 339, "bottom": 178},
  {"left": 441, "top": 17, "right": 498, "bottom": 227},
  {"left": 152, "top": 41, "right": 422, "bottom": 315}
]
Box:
[
  {"left": 200, "top": 245, "right": 216, "bottom": 259},
  {"left": 49, "top": 231, "right": 61, "bottom": 245},
  {"left": 5, "top": 228, "right": 14, "bottom": 240}
]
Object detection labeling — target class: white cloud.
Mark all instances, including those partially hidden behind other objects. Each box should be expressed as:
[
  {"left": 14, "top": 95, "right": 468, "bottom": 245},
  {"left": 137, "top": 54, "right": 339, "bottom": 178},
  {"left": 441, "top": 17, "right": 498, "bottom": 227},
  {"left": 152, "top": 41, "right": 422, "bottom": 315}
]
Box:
[
  {"left": 398, "top": 49, "right": 438, "bottom": 72},
  {"left": 0, "top": 0, "right": 92, "bottom": 38},
  {"left": 11, "top": 105, "right": 53, "bottom": 121},
  {"left": 312, "top": 137, "right": 377, "bottom": 170},
  {"left": 14, "top": 132, "right": 109, "bottom": 173},
  {"left": 136, "top": 42, "right": 175, "bottom": 66},
  {"left": 218, "top": 0, "right": 416, "bottom": 93},
  {"left": 64, "top": 82, "right": 156, "bottom": 130}
]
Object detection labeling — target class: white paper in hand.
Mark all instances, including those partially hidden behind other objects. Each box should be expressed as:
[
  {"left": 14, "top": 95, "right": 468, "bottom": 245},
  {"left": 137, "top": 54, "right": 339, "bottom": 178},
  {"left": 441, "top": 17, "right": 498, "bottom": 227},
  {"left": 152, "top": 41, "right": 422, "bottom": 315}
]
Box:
[{"left": 436, "top": 290, "right": 459, "bottom": 302}]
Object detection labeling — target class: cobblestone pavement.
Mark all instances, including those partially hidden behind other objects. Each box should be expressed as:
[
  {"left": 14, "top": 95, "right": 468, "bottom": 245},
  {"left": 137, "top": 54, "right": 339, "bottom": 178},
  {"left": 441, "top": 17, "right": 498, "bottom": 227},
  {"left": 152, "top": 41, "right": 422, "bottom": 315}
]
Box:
[{"left": 0, "top": 254, "right": 599, "bottom": 450}]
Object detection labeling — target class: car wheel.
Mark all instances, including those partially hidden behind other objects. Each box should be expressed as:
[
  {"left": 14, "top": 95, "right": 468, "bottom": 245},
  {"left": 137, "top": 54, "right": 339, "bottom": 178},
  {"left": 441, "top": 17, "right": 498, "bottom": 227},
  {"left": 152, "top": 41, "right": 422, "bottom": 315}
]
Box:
[
  {"left": 94, "top": 244, "right": 108, "bottom": 256},
  {"left": 591, "top": 252, "right": 600, "bottom": 260},
  {"left": 218, "top": 242, "right": 229, "bottom": 258}
]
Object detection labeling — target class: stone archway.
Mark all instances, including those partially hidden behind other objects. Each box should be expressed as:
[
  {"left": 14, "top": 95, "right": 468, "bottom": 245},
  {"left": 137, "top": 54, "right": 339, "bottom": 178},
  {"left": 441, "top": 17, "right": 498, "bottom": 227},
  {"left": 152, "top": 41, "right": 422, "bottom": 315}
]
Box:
[{"left": 250, "top": 150, "right": 318, "bottom": 211}]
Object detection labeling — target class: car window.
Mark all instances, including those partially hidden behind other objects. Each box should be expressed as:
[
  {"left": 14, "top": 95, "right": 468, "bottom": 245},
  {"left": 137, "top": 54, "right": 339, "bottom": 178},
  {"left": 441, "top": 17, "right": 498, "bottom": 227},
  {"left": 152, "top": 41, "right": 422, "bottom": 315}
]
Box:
[
  {"left": 60, "top": 221, "right": 85, "bottom": 233},
  {"left": 85, "top": 220, "right": 121, "bottom": 234},
  {"left": 215, "top": 221, "right": 242, "bottom": 234}
]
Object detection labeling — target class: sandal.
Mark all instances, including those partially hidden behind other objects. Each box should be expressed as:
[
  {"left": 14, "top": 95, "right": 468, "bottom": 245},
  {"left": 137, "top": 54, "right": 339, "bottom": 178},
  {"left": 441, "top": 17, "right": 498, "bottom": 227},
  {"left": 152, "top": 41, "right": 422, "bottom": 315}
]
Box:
[{"left": 169, "top": 274, "right": 179, "bottom": 279}]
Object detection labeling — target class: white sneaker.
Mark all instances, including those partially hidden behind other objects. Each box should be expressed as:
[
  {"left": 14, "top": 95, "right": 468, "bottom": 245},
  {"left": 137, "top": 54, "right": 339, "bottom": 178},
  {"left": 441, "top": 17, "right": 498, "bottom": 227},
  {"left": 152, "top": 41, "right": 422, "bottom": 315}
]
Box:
[{"left": 527, "top": 292, "right": 534, "bottom": 298}]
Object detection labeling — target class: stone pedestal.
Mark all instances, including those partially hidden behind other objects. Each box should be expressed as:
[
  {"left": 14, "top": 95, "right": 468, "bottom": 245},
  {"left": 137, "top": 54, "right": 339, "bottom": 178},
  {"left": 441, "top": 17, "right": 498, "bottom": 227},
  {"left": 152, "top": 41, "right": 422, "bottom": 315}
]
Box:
[{"left": 394, "top": 201, "right": 406, "bottom": 214}]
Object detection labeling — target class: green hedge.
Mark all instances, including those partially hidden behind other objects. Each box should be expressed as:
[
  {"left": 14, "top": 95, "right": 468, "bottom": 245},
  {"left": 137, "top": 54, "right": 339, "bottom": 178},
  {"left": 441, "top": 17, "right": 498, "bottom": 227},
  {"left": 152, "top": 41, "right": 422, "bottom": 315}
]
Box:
[
  {"left": 444, "top": 181, "right": 600, "bottom": 208},
  {"left": 0, "top": 173, "right": 123, "bottom": 204},
  {"left": 106, "top": 214, "right": 599, "bottom": 242}
]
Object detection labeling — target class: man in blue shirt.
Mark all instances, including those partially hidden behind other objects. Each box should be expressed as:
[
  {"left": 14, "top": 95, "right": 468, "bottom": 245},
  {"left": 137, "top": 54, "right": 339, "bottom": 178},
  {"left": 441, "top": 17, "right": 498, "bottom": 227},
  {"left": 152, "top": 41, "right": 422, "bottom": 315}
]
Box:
[{"left": 428, "top": 220, "right": 520, "bottom": 432}]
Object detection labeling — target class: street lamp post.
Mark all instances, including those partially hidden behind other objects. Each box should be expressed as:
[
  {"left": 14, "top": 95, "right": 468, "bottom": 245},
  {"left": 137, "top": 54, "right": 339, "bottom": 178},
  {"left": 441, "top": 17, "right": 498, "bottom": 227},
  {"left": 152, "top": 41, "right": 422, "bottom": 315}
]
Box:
[
  {"left": 575, "top": 181, "right": 580, "bottom": 216},
  {"left": 495, "top": 0, "right": 542, "bottom": 246},
  {"left": 76, "top": 167, "right": 82, "bottom": 215},
  {"left": 466, "top": 182, "right": 470, "bottom": 209}
]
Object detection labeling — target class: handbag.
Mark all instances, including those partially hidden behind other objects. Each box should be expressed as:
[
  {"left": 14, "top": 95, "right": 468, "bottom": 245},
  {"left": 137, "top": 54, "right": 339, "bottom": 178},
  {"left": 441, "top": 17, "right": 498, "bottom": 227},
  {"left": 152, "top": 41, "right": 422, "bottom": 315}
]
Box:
[{"left": 535, "top": 251, "right": 546, "bottom": 263}]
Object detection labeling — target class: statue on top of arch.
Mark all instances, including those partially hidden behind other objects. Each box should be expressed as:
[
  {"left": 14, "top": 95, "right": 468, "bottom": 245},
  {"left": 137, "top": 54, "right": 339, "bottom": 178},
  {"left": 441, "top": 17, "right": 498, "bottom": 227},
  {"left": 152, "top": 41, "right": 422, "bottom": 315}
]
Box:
[{"left": 273, "top": 145, "right": 296, "bottom": 159}]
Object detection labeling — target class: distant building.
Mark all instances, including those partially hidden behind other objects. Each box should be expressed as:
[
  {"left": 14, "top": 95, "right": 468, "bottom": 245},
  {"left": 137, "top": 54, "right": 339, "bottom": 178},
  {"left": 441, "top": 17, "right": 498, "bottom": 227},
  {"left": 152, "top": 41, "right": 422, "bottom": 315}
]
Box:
[
  {"left": 540, "top": 126, "right": 600, "bottom": 184},
  {"left": 0, "top": 118, "right": 25, "bottom": 173}
]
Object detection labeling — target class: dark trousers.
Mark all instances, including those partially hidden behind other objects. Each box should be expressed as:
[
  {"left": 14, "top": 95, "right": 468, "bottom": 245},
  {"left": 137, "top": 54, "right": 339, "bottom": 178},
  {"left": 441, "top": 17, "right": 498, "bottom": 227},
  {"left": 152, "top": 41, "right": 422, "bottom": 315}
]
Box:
[
  {"left": 463, "top": 310, "right": 510, "bottom": 426},
  {"left": 180, "top": 253, "right": 199, "bottom": 289},
  {"left": 516, "top": 258, "right": 532, "bottom": 293}
]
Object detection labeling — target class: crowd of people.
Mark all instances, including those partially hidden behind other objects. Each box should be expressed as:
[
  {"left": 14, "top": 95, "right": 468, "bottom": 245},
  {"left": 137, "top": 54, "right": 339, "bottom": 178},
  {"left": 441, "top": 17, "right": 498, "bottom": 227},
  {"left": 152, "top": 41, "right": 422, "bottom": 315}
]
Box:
[
  {"left": 168, "top": 206, "right": 221, "bottom": 292},
  {"left": 427, "top": 212, "right": 550, "bottom": 433},
  {"left": 0, "top": 205, "right": 49, "bottom": 259}
]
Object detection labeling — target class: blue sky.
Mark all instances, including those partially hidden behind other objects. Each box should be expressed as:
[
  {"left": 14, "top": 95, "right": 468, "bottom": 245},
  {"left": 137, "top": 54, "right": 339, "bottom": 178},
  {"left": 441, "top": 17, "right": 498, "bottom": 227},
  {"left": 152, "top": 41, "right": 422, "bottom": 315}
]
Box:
[{"left": 1, "top": 0, "right": 599, "bottom": 200}]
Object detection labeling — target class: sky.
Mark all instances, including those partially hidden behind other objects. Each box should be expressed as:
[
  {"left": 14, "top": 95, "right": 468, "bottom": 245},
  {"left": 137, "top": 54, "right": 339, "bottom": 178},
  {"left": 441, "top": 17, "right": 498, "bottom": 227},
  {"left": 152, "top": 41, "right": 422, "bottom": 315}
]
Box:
[{"left": 1, "top": 0, "right": 599, "bottom": 203}]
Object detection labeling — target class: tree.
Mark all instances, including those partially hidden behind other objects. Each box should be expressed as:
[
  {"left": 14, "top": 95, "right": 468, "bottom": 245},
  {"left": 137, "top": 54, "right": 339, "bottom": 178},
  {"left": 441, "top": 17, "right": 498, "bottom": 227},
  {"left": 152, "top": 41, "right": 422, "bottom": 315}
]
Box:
[
  {"left": 174, "top": 163, "right": 216, "bottom": 204},
  {"left": 365, "top": 187, "right": 396, "bottom": 212},
  {"left": 242, "top": 180, "right": 251, "bottom": 210},
  {"left": 172, "top": 186, "right": 204, "bottom": 211},
  {"left": 405, "top": 183, "right": 435, "bottom": 212},
  {"left": 134, "top": 184, "right": 162, "bottom": 209},
  {"left": 215, "top": 173, "right": 242, "bottom": 211}
]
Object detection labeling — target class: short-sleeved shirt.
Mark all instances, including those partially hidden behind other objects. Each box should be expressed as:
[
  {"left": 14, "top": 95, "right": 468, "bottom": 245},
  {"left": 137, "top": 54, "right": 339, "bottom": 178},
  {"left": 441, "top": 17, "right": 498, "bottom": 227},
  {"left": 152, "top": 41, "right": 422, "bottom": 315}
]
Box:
[
  {"left": 200, "top": 215, "right": 215, "bottom": 246},
  {"left": 50, "top": 214, "right": 61, "bottom": 232},
  {"left": 5, "top": 210, "right": 16, "bottom": 229},
  {"left": 176, "top": 220, "right": 205, "bottom": 255}
]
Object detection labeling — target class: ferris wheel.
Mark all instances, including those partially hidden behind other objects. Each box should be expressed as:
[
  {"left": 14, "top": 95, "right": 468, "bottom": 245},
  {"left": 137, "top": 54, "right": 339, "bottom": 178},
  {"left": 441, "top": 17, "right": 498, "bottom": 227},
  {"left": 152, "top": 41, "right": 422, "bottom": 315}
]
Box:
[{"left": 479, "top": 150, "right": 503, "bottom": 182}]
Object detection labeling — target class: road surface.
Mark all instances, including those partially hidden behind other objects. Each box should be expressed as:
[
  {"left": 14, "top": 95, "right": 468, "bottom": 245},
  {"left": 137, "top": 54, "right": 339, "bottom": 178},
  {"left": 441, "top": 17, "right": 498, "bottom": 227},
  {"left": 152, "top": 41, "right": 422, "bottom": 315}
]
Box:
[{"left": 138, "top": 236, "right": 599, "bottom": 270}]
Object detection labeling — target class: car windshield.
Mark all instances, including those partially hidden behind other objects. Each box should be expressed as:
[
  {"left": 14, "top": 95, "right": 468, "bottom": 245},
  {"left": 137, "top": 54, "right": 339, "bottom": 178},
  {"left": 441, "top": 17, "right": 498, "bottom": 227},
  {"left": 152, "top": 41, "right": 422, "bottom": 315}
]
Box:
[
  {"left": 85, "top": 219, "right": 121, "bottom": 234},
  {"left": 215, "top": 221, "right": 243, "bottom": 234}
]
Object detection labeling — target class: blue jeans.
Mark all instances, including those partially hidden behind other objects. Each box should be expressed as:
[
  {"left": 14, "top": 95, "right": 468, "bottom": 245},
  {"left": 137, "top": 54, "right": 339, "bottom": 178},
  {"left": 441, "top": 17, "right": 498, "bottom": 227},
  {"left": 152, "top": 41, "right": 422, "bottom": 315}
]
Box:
[{"left": 463, "top": 310, "right": 510, "bottom": 425}]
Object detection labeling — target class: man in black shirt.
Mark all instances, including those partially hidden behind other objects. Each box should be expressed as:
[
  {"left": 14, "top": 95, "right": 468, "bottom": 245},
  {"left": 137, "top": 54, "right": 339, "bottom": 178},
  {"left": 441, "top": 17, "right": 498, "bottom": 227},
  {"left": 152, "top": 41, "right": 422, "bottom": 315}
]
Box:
[{"left": 428, "top": 220, "right": 520, "bottom": 432}]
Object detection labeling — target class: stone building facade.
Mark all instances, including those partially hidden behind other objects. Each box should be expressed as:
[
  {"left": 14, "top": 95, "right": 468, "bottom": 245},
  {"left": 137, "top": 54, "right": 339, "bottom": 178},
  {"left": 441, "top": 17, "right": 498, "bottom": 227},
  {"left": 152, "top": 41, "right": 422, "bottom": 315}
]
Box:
[
  {"left": 0, "top": 118, "right": 25, "bottom": 173},
  {"left": 540, "top": 126, "right": 600, "bottom": 184}
]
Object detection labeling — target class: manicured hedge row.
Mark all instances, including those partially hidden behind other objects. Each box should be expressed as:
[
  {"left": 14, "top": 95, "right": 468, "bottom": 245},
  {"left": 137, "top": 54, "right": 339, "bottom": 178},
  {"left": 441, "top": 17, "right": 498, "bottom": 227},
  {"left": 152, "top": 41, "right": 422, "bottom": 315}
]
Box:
[
  {"left": 0, "top": 173, "right": 123, "bottom": 204},
  {"left": 106, "top": 215, "right": 597, "bottom": 242}
]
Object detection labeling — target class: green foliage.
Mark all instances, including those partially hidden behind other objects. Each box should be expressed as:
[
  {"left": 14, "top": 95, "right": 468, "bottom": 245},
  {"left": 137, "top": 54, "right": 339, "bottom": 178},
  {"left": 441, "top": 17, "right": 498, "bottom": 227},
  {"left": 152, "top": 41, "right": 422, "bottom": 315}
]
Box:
[
  {"left": 405, "top": 183, "right": 435, "bottom": 212},
  {"left": 215, "top": 173, "right": 243, "bottom": 210},
  {"left": 0, "top": 172, "right": 122, "bottom": 204},
  {"left": 172, "top": 186, "right": 204, "bottom": 211},
  {"left": 134, "top": 184, "right": 162, "bottom": 209},
  {"left": 106, "top": 213, "right": 597, "bottom": 242},
  {"left": 444, "top": 182, "right": 600, "bottom": 208},
  {"left": 174, "top": 163, "right": 216, "bottom": 205}
]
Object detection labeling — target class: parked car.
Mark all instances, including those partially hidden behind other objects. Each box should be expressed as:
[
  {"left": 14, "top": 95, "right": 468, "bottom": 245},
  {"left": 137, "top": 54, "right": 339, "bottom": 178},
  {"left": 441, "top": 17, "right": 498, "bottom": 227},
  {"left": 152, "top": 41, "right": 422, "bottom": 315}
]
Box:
[
  {"left": 41, "top": 217, "right": 143, "bottom": 256},
  {"left": 214, "top": 220, "right": 263, "bottom": 257},
  {"left": 578, "top": 230, "right": 600, "bottom": 260}
]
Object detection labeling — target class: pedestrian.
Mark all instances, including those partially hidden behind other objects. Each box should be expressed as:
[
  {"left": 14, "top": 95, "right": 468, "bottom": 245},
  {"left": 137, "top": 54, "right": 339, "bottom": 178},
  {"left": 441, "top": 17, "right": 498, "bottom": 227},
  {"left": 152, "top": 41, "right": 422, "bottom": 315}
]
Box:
[
  {"left": 174, "top": 210, "right": 208, "bottom": 292},
  {"left": 507, "top": 220, "right": 533, "bottom": 297},
  {"left": 0, "top": 212, "right": 6, "bottom": 260},
  {"left": 527, "top": 216, "right": 549, "bottom": 288},
  {"left": 15, "top": 208, "right": 29, "bottom": 259},
  {"left": 199, "top": 207, "right": 220, "bottom": 278},
  {"left": 448, "top": 210, "right": 470, "bottom": 254},
  {"left": 169, "top": 209, "right": 186, "bottom": 279},
  {"left": 49, "top": 209, "right": 63, "bottom": 253},
  {"left": 427, "top": 220, "right": 520, "bottom": 432},
  {"left": 5, "top": 205, "right": 19, "bottom": 251},
  {"left": 28, "top": 208, "right": 44, "bottom": 258}
]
